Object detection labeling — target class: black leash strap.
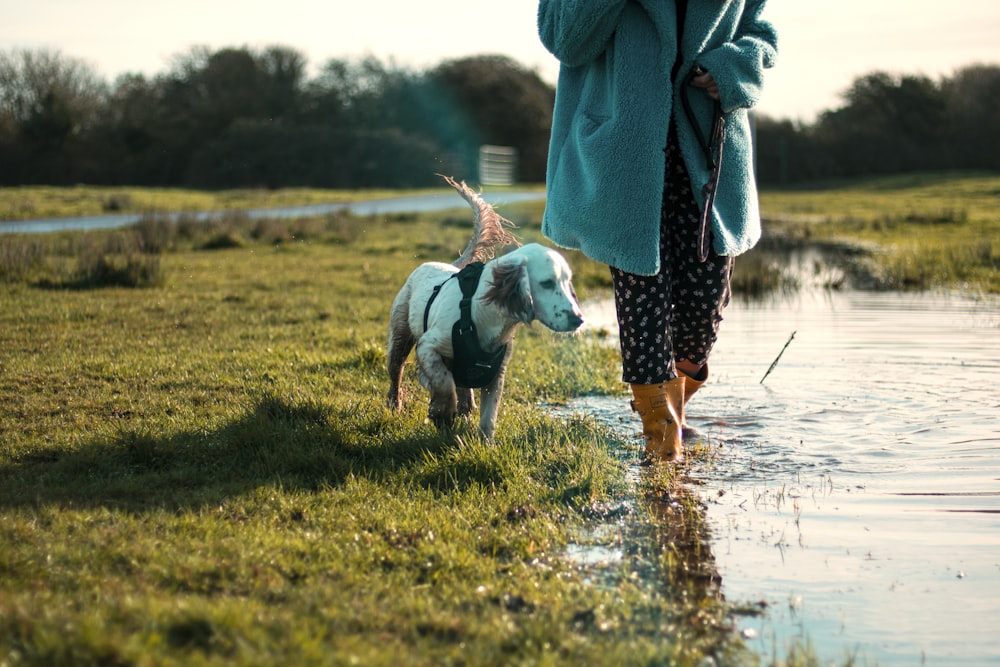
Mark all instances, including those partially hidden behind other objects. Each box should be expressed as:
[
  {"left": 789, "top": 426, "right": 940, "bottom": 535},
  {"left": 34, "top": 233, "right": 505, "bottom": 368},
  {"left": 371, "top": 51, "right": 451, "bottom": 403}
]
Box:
[
  {"left": 697, "top": 104, "right": 725, "bottom": 262},
  {"left": 681, "top": 68, "right": 726, "bottom": 262}
]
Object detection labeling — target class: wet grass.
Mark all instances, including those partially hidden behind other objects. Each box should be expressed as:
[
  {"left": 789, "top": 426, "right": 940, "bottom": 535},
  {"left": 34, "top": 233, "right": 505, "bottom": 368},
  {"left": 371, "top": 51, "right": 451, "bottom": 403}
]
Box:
[
  {"left": 759, "top": 171, "right": 1000, "bottom": 293},
  {"left": 0, "top": 208, "right": 765, "bottom": 666}
]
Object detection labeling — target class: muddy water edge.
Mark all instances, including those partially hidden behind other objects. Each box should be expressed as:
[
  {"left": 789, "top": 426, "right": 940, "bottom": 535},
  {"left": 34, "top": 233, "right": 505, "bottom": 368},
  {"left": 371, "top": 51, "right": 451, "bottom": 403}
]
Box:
[{"left": 555, "top": 247, "right": 1000, "bottom": 666}]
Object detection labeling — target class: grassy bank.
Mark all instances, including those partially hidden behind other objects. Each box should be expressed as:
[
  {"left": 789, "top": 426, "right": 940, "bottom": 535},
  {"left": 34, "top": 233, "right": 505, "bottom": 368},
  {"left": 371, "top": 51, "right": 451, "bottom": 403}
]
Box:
[
  {"left": 759, "top": 171, "right": 1000, "bottom": 293},
  {"left": 0, "top": 208, "right": 755, "bottom": 665}
]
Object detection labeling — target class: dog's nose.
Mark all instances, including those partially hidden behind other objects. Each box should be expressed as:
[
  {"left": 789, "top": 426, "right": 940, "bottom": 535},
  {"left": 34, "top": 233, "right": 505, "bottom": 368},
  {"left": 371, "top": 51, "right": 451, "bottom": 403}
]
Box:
[{"left": 567, "top": 312, "right": 584, "bottom": 330}]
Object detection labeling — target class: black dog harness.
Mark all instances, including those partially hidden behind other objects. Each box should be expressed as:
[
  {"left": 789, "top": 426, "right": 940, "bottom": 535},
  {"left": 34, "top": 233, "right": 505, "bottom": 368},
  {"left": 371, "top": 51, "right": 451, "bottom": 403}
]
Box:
[{"left": 423, "top": 262, "right": 508, "bottom": 389}]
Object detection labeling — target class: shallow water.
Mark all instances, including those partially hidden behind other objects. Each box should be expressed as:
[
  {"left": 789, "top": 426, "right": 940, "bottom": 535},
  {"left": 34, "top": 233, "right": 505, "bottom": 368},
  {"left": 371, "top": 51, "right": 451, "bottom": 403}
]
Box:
[
  {"left": 569, "top": 286, "right": 1000, "bottom": 666},
  {"left": 0, "top": 191, "right": 546, "bottom": 234}
]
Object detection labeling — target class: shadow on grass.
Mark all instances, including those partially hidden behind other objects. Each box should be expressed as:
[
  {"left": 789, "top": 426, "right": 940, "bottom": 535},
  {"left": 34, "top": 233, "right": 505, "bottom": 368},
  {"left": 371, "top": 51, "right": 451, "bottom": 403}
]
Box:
[{"left": 0, "top": 393, "right": 487, "bottom": 513}]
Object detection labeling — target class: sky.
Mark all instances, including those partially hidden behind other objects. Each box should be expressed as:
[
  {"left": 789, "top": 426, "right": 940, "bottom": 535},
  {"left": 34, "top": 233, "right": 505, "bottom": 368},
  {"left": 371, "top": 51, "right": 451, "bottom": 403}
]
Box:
[{"left": 2, "top": 0, "right": 998, "bottom": 123}]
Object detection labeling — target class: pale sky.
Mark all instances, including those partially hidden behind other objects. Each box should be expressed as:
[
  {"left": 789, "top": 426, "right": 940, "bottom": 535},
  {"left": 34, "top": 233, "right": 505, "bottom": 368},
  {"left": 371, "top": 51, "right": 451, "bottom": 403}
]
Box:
[{"left": 2, "top": 0, "right": 998, "bottom": 123}]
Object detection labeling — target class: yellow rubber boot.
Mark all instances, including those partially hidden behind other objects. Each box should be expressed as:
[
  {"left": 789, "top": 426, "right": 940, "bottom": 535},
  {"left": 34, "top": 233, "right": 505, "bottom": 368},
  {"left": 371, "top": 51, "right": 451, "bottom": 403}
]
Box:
[
  {"left": 678, "top": 364, "right": 708, "bottom": 437},
  {"left": 680, "top": 364, "right": 707, "bottom": 409},
  {"left": 630, "top": 378, "right": 685, "bottom": 462}
]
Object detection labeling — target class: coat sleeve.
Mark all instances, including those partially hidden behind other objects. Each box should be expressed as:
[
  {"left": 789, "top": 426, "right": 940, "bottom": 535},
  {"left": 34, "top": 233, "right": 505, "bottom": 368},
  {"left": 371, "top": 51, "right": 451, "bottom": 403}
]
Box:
[
  {"left": 695, "top": 0, "right": 778, "bottom": 113},
  {"left": 537, "top": 0, "right": 629, "bottom": 67}
]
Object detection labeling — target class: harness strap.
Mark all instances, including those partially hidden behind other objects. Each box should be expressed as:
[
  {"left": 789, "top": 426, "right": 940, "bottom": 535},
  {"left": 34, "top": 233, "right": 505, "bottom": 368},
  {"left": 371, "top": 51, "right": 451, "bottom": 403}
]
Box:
[
  {"left": 423, "top": 275, "right": 453, "bottom": 332},
  {"left": 421, "top": 262, "right": 508, "bottom": 389},
  {"left": 456, "top": 262, "right": 486, "bottom": 323},
  {"left": 423, "top": 262, "right": 487, "bottom": 333}
]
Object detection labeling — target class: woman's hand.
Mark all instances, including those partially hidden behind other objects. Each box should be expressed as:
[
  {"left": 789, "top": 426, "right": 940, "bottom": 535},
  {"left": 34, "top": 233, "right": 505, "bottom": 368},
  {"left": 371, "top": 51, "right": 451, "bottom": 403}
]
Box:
[{"left": 689, "top": 70, "right": 720, "bottom": 101}]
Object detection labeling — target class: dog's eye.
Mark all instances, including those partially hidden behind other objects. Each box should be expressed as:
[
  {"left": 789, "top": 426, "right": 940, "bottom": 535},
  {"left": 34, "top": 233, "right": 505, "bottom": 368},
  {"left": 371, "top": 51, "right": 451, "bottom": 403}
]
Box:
[{"left": 540, "top": 279, "right": 556, "bottom": 290}]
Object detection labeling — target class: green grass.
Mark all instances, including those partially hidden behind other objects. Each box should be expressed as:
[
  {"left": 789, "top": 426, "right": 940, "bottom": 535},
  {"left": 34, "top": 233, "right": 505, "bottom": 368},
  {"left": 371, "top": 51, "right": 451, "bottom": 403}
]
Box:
[
  {"left": 0, "top": 208, "right": 757, "bottom": 666},
  {"left": 759, "top": 171, "right": 1000, "bottom": 292},
  {"left": 6, "top": 172, "right": 983, "bottom": 665},
  {"left": 6, "top": 171, "right": 994, "bottom": 293},
  {"left": 0, "top": 184, "right": 545, "bottom": 222}
]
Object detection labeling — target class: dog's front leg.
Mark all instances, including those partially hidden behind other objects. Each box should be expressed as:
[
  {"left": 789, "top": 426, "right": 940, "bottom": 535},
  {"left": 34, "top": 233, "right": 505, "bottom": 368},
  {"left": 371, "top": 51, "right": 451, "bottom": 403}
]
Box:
[
  {"left": 477, "top": 347, "right": 513, "bottom": 440},
  {"left": 416, "top": 340, "right": 457, "bottom": 428},
  {"left": 456, "top": 387, "right": 476, "bottom": 417}
]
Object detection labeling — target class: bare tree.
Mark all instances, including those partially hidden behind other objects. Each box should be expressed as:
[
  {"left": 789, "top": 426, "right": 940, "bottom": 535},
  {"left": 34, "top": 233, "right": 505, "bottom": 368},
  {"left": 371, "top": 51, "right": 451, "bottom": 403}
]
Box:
[{"left": 0, "top": 48, "right": 107, "bottom": 182}]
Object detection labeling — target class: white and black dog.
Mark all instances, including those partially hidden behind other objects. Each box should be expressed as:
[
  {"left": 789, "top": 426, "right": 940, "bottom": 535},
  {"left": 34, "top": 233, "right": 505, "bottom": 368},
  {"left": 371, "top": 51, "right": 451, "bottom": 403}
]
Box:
[{"left": 386, "top": 176, "right": 583, "bottom": 438}]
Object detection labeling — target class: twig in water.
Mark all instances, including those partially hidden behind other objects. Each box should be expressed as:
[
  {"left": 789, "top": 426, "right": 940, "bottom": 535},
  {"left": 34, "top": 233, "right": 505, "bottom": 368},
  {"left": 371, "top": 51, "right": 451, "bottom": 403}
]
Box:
[{"left": 760, "top": 331, "right": 796, "bottom": 384}]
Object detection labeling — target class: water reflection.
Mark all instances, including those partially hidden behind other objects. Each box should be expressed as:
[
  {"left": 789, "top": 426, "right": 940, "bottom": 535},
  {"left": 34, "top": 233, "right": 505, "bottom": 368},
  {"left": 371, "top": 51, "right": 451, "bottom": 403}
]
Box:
[
  {"left": 564, "top": 284, "right": 1000, "bottom": 666},
  {"left": 641, "top": 474, "right": 723, "bottom": 602},
  {"left": 554, "top": 396, "right": 726, "bottom": 644}
]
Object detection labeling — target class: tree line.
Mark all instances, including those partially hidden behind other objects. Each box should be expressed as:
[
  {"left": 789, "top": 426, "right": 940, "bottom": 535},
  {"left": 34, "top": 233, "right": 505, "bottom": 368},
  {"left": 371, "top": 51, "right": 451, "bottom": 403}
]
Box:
[
  {"left": 1, "top": 46, "right": 997, "bottom": 189},
  {"left": 756, "top": 65, "right": 1000, "bottom": 183}
]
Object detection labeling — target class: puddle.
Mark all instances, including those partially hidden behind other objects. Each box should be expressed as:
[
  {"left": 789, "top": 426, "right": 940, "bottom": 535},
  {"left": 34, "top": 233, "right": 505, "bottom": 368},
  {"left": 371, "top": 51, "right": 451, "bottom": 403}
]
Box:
[{"left": 561, "top": 285, "right": 1000, "bottom": 666}]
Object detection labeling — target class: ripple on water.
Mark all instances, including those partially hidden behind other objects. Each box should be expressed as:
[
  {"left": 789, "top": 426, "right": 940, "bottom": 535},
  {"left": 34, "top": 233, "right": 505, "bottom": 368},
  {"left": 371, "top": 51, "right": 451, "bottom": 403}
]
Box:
[{"left": 567, "top": 288, "right": 1000, "bottom": 666}]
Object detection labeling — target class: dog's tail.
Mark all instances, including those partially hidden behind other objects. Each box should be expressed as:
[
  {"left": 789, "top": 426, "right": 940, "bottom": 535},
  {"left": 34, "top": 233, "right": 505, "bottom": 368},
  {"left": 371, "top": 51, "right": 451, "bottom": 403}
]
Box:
[{"left": 440, "top": 174, "right": 520, "bottom": 268}]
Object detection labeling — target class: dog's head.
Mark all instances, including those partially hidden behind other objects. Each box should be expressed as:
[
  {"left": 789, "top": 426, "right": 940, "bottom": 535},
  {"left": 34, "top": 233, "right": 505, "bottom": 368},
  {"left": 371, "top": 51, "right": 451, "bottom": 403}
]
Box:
[{"left": 483, "top": 243, "right": 584, "bottom": 332}]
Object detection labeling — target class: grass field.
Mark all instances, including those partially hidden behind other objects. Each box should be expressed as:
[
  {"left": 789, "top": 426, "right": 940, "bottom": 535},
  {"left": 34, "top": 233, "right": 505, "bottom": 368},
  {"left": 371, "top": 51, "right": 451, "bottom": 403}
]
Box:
[
  {"left": 759, "top": 171, "right": 1000, "bottom": 292},
  {"left": 0, "top": 186, "right": 414, "bottom": 221},
  {"left": 0, "top": 207, "right": 758, "bottom": 666},
  {"left": 2, "top": 172, "right": 995, "bottom": 665},
  {"left": 0, "top": 184, "right": 544, "bottom": 222}
]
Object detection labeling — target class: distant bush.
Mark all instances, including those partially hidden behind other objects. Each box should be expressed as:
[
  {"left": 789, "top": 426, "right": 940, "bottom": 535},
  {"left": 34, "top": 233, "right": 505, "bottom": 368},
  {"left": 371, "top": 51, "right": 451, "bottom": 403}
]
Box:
[
  {"left": 134, "top": 214, "right": 176, "bottom": 253},
  {"left": 0, "top": 234, "right": 46, "bottom": 283},
  {"left": 0, "top": 205, "right": 368, "bottom": 289},
  {"left": 102, "top": 193, "right": 134, "bottom": 212},
  {"left": 0, "top": 228, "right": 164, "bottom": 288},
  {"left": 70, "top": 249, "right": 163, "bottom": 288},
  {"left": 198, "top": 231, "right": 246, "bottom": 250},
  {"left": 251, "top": 217, "right": 292, "bottom": 245}
]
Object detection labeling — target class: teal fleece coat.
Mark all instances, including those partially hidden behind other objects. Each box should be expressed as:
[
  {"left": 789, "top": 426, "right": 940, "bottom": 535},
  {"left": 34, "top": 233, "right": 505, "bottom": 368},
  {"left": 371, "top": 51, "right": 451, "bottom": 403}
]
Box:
[{"left": 538, "top": 0, "right": 778, "bottom": 275}]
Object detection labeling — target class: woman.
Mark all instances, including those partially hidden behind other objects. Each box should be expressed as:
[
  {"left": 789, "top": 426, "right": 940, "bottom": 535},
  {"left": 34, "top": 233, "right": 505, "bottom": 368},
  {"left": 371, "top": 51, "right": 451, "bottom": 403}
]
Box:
[{"left": 538, "top": 0, "right": 778, "bottom": 462}]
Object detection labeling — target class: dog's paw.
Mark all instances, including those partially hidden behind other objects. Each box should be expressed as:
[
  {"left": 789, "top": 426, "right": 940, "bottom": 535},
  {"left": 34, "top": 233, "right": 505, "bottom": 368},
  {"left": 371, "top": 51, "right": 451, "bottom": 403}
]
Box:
[
  {"left": 386, "top": 389, "right": 404, "bottom": 412},
  {"left": 427, "top": 406, "right": 457, "bottom": 430},
  {"left": 425, "top": 414, "right": 457, "bottom": 431},
  {"left": 456, "top": 388, "right": 476, "bottom": 417}
]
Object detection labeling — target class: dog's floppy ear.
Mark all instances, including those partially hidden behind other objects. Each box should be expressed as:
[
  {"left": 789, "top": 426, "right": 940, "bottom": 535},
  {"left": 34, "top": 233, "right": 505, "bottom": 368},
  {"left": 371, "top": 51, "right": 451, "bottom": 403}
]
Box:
[{"left": 484, "top": 256, "right": 534, "bottom": 323}]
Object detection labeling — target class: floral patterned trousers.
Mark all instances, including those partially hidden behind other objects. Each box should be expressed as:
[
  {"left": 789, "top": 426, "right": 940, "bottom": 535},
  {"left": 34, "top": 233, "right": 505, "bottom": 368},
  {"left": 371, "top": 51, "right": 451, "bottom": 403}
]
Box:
[{"left": 610, "top": 127, "right": 734, "bottom": 384}]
